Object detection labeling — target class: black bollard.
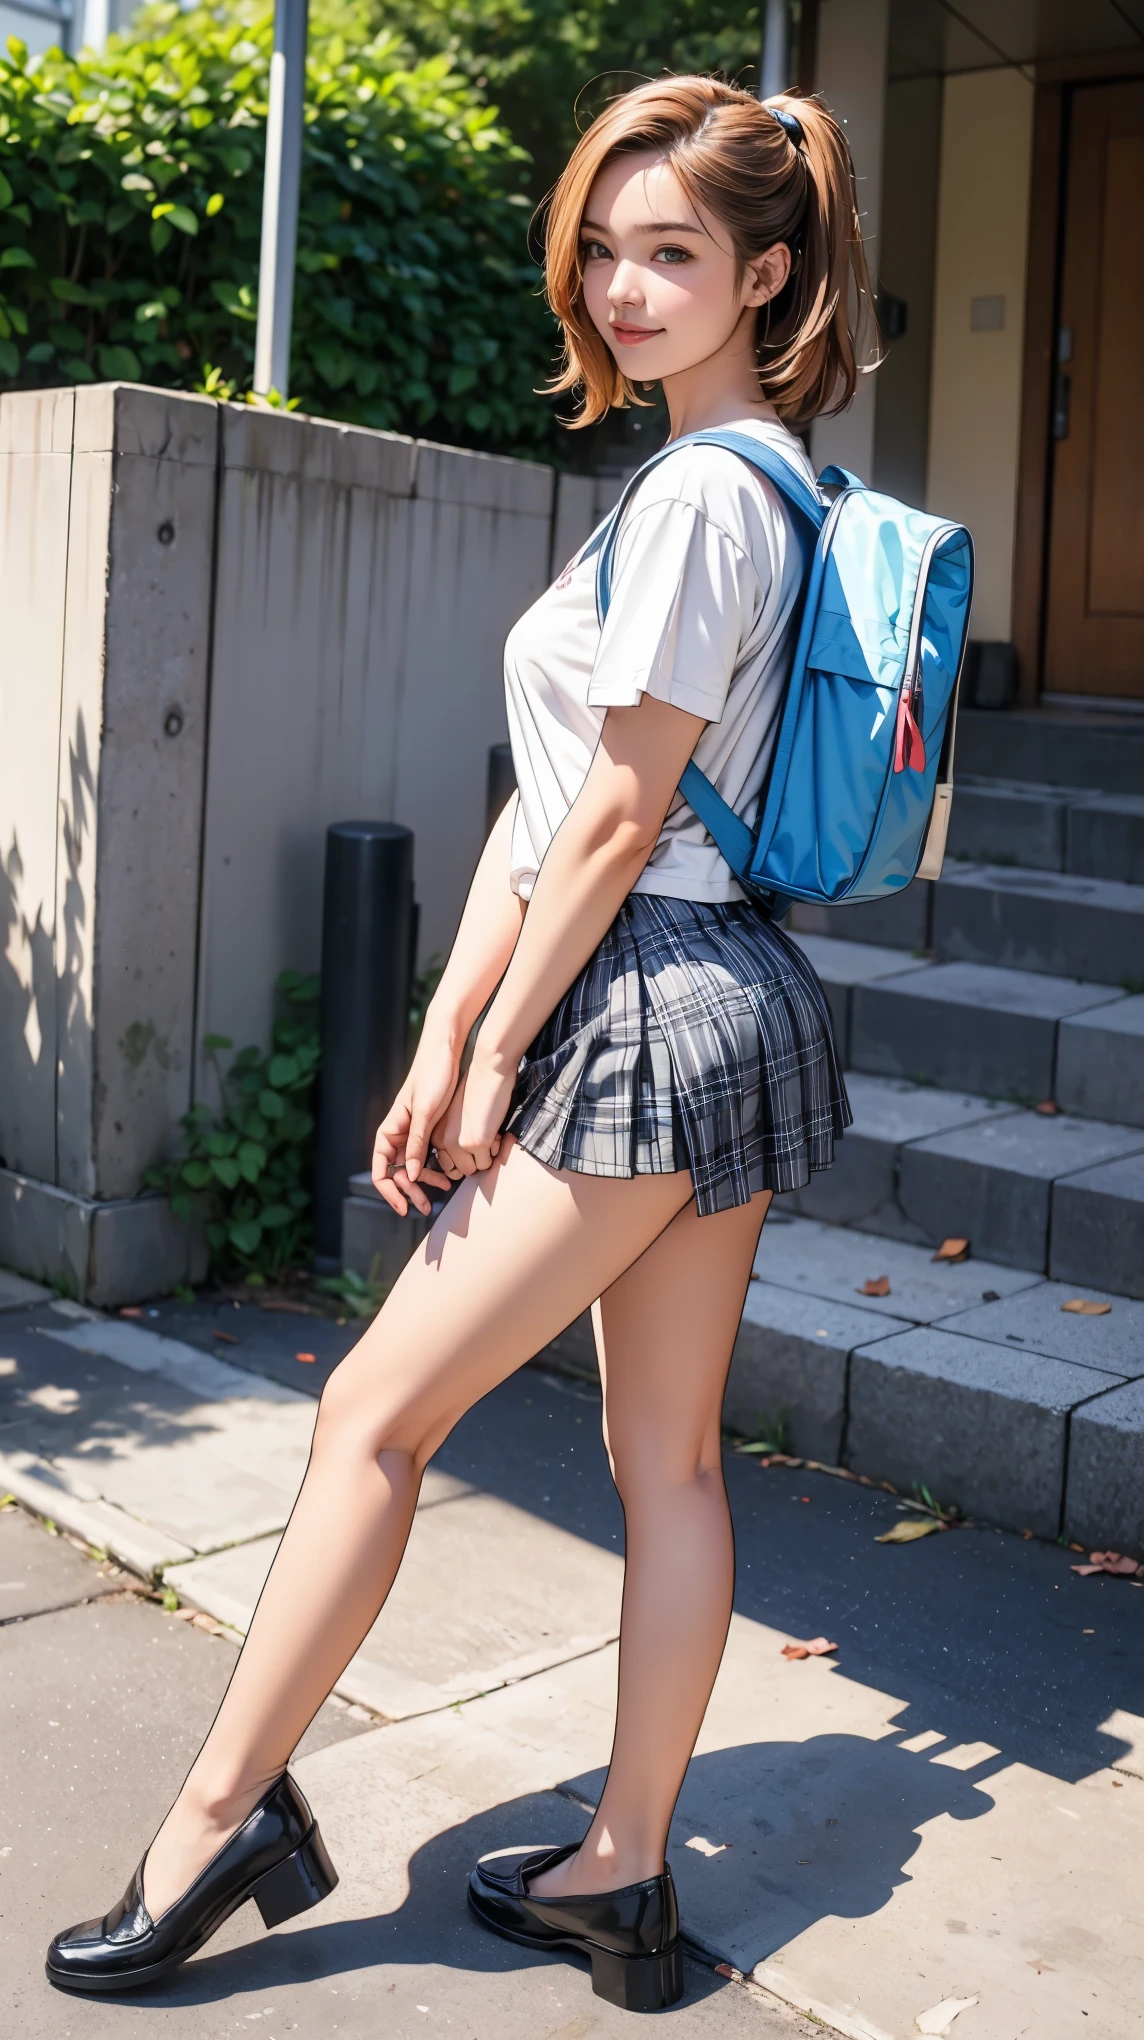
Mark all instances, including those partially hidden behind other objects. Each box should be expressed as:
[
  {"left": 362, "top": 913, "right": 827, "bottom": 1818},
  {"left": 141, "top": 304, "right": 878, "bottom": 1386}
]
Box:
[
  {"left": 486, "top": 741, "right": 517, "bottom": 837},
  {"left": 313, "top": 821, "right": 415, "bottom": 1267}
]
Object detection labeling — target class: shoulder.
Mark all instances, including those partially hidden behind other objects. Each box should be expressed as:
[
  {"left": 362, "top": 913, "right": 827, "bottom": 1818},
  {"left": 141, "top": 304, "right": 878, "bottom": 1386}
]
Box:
[{"left": 621, "top": 426, "right": 816, "bottom": 558}]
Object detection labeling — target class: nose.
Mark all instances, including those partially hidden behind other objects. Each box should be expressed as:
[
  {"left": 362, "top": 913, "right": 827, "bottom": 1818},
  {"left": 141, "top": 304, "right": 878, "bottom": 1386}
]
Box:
[{"left": 607, "top": 260, "right": 644, "bottom": 312}]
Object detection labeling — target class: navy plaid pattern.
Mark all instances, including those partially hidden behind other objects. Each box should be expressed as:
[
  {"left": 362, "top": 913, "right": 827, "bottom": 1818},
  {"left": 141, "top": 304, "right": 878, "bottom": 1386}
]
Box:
[{"left": 506, "top": 894, "right": 851, "bottom": 1216}]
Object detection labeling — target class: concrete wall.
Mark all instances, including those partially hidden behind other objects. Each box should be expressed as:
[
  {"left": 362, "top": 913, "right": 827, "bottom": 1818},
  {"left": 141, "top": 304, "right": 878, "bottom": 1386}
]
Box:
[
  {"left": 871, "top": 74, "right": 943, "bottom": 504},
  {"left": 0, "top": 384, "right": 600, "bottom": 1295},
  {"left": 810, "top": 0, "right": 890, "bottom": 482},
  {"left": 925, "top": 68, "right": 1035, "bottom": 642}
]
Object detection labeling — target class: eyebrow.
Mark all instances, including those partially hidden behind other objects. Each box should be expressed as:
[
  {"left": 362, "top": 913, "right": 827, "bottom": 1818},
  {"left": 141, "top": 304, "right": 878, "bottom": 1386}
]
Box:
[{"left": 581, "top": 218, "right": 704, "bottom": 236}]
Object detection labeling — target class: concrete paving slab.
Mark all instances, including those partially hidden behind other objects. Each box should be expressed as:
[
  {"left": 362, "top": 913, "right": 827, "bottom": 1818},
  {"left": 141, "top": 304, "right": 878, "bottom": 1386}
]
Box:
[
  {"left": 755, "top": 1215, "right": 1041, "bottom": 1324},
  {"left": 166, "top": 1485, "right": 625, "bottom": 1720},
  {"left": 1050, "top": 1150, "right": 1144, "bottom": 1301},
  {"left": 787, "top": 933, "right": 929, "bottom": 1062},
  {"left": 0, "top": 1499, "right": 119, "bottom": 1619},
  {"left": 0, "top": 1446, "right": 196, "bottom": 1573},
  {"left": 728, "top": 1280, "right": 905, "bottom": 1462},
  {"left": 933, "top": 863, "right": 1144, "bottom": 986},
  {"left": 0, "top": 1267, "right": 51, "bottom": 1309},
  {"left": 1056, "top": 993, "right": 1144, "bottom": 1129},
  {"left": 1065, "top": 1377, "right": 1144, "bottom": 1559},
  {"left": 935, "top": 1280, "right": 1144, "bottom": 1376},
  {"left": 43, "top": 1313, "right": 312, "bottom": 1404},
  {"left": 899, "top": 1109, "right": 1144, "bottom": 1271},
  {"left": 850, "top": 961, "right": 1122, "bottom": 1103},
  {"left": 846, "top": 1327, "right": 1125, "bottom": 1537},
  {"left": 785, "top": 1074, "right": 1017, "bottom": 1235}
]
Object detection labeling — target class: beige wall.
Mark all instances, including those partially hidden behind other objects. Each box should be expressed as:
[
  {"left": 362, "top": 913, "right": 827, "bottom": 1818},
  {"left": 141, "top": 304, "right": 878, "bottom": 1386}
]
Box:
[
  {"left": 926, "top": 67, "right": 1035, "bottom": 641},
  {"left": 810, "top": 0, "right": 890, "bottom": 482}
]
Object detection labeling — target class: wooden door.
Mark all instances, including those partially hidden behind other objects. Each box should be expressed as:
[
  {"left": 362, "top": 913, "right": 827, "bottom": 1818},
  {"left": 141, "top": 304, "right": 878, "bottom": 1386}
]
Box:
[{"left": 1044, "top": 80, "right": 1144, "bottom": 700}]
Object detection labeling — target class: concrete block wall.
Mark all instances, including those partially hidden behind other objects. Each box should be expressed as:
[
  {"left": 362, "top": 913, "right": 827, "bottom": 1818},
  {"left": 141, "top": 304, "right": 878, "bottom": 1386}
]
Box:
[{"left": 0, "top": 384, "right": 600, "bottom": 1300}]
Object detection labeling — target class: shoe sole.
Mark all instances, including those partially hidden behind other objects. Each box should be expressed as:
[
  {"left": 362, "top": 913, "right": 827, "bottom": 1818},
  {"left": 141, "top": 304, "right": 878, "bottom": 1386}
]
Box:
[
  {"left": 45, "top": 1825, "right": 337, "bottom": 1995},
  {"left": 468, "top": 1885, "right": 685, "bottom": 2011}
]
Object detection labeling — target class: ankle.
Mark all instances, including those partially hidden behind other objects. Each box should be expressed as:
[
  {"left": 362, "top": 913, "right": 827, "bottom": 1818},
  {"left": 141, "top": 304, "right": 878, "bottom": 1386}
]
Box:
[
  {"left": 567, "top": 1836, "right": 665, "bottom": 1890},
  {"left": 178, "top": 1767, "right": 278, "bottom": 1836}
]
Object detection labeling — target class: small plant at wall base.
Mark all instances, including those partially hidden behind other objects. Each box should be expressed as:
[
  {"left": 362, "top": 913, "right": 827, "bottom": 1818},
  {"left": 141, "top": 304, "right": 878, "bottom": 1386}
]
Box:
[{"left": 146, "top": 969, "right": 320, "bottom": 1282}]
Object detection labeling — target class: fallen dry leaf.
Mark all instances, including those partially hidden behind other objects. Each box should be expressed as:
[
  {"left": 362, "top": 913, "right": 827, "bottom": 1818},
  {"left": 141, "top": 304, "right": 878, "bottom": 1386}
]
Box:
[
  {"left": 931, "top": 1237, "right": 970, "bottom": 1263},
  {"left": 211, "top": 1328, "right": 239, "bottom": 1344},
  {"left": 119, "top": 1306, "right": 142, "bottom": 1318},
  {"left": 876, "top": 1517, "right": 943, "bottom": 1544},
  {"left": 781, "top": 1636, "right": 837, "bottom": 1660},
  {"left": 296, "top": 1351, "right": 317, "bottom": 1364},
  {"left": 857, "top": 1275, "right": 891, "bottom": 1296},
  {"left": 1070, "top": 1550, "right": 1143, "bottom": 1578},
  {"left": 1061, "top": 1297, "right": 1111, "bottom": 1316},
  {"left": 1035, "top": 1099, "right": 1060, "bottom": 1115},
  {"left": 714, "top": 1963, "right": 743, "bottom": 1981},
  {"left": 915, "top": 1998, "right": 979, "bottom": 2037}
]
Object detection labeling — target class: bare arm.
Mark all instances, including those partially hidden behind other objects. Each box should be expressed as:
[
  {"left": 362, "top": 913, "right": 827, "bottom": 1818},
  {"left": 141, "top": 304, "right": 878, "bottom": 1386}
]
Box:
[
  {"left": 455, "top": 693, "right": 706, "bottom": 1168},
  {"left": 371, "top": 792, "right": 525, "bottom": 1212}
]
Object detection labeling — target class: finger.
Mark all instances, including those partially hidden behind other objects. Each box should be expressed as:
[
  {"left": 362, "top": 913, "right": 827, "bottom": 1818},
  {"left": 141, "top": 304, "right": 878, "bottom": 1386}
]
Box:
[
  {"left": 468, "top": 1142, "right": 495, "bottom": 1172},
  {"left": 375, "top": 1176, "right": 409, "bottom": 1217},
  {"left": 418, "top": 1165, "right": 453, "bottom": 1191},
  {"left": 391, "top": 1168, "right": 432, "bottom": 1217}
]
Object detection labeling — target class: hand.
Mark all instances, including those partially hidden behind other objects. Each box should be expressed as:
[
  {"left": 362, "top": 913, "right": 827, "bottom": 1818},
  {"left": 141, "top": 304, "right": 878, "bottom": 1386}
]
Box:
[
  {"left": 371, "top": 1028, "right": 458, "bottom": 1217},
  {"left": 426, "top": 1071, "right": 477, "bottom": 1184},
  {"left": 456, "top": 1036, "right": 519, "bottom": 1173}
]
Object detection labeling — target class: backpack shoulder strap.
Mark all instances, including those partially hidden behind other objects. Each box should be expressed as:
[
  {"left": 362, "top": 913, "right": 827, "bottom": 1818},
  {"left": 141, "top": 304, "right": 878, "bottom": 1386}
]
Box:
[{"left": 593, "top": 428, "right": 826, "bottom": 622}]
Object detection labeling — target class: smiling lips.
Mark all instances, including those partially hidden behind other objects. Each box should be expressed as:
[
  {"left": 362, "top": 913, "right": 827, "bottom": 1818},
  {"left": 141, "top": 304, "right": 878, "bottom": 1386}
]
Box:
[{"left": 610, "top": 323, "right": 663, "bottom": 345}]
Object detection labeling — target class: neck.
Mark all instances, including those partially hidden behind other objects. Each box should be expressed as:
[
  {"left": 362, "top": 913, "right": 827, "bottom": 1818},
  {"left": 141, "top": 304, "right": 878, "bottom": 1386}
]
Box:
[{"left": 660, "top": 309, "right": 780, "bottom": 440}]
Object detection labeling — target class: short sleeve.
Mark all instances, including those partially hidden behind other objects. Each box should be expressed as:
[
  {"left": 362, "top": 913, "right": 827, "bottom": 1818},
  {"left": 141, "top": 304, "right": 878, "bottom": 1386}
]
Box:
[{"left": 586, "top": 498, "right": 764, "bottom": 723}]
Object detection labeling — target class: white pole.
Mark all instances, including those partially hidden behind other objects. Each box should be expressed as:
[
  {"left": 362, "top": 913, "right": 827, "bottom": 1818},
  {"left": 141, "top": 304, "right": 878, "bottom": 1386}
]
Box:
[
  {"left": 254, "top": 0, "right": 308, "bottom": 400},
  {"left": 760, "top": 0, "right": 789, "bottom": 100},
  {"left": 81, "top": 0, "right": 110, "bottom": 54}
]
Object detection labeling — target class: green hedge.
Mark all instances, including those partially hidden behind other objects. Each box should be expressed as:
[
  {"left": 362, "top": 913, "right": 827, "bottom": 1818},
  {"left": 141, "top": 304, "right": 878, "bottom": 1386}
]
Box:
[{"left": 0, "top": 4, "right": 559, "bottom": 453}]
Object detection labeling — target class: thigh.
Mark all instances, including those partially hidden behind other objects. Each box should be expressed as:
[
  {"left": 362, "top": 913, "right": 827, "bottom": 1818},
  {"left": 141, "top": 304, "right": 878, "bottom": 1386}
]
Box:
[
  {"left": 594, "top": 1189, "right": 772, "bottom": 1488},
  {"left": 322, "top": 1137, "right": 695, "bottom": 1466}
]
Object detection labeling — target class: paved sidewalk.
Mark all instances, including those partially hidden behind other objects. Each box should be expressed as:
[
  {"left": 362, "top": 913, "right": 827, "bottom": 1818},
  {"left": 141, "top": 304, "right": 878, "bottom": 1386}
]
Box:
[{"left": 1, "top": 1277, "right": 1143, "bottom": 2039}]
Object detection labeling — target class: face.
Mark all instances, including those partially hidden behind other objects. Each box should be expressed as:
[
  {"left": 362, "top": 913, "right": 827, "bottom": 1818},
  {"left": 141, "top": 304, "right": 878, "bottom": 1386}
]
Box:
[{"left": 579, "top": 150, "right": 789, "bottom": 385}]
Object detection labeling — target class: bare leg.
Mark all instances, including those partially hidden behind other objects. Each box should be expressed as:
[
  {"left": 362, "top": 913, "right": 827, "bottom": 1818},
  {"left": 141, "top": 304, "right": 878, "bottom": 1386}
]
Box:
[
  {"left": 530, "top": 1186, "right": 771, "bottom": 1898},
  {"left": 143, "top": 1140, "right": 694, "bottom": 1918}
]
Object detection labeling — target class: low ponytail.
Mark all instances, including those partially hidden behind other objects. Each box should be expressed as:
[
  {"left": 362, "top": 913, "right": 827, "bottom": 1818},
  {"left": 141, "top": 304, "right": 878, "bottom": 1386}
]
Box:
[{"left": 544, "top": 77, "right": 879, "bottom": 428}]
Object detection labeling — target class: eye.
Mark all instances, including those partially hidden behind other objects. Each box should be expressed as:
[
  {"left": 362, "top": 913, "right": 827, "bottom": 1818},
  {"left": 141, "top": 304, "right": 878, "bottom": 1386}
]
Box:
[
  {"left": 581, "top": 238, "right": 612, "bottom": 261},
  {"left": 653, "top": 244, "right": 692, "bottom": 265}
]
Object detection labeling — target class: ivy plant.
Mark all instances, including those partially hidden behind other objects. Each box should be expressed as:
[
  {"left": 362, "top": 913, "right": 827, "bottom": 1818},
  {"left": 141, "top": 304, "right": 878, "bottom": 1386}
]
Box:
[
  {"left": 0, "top": 2, "right": 559, "bottom": 455},
  {"left": 147, "top": 968, "right": 320, "bottom": 1280}
]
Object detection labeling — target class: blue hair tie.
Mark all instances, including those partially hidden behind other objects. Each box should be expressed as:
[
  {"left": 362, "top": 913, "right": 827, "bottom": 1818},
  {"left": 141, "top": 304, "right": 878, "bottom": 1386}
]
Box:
[{"left": 770, "top": 106, "right": 805, "bottom": 147}]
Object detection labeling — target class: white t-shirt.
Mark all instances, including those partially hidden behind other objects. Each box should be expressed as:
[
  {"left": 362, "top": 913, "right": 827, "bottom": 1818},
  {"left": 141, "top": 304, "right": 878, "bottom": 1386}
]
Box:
[{"left": 503, "top": 416, "right": 816, "bottom": 903}]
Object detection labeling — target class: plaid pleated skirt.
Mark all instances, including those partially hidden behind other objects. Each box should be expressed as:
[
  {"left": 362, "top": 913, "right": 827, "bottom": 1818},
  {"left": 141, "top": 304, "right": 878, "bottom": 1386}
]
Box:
[{"left": 505, "top": 894, "right": 851, "bottom": 1217}]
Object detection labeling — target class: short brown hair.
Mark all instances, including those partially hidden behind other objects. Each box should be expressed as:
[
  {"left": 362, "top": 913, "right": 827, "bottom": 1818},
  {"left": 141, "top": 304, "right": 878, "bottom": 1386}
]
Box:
[{"left": 543, "top": 77, "right": 877, "bottom": 428}]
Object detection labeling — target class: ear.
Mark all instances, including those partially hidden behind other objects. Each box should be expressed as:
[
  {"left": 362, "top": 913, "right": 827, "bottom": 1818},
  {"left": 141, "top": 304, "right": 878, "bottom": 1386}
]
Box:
[{"left": 741, "top": 242, "right": 791, "bottom": 308}]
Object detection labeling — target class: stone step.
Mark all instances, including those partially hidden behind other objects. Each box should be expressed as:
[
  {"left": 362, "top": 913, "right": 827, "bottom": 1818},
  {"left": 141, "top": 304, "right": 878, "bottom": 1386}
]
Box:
[
  {"left": 781, "top": 1069, "right": 1144, "bottom": 1292},
  {"left": 933, "top": 864, "right": 1144, "bottom": 987},
  {"left": 791, "top": 863, "right": 1144, "bottom": 986},
  {"left": 729, "top": 1211, "right": 1144, "bottom": 1552},
  {"left": 956, "top": 705, "right": 1144, "bottom": 794},
  {"left": 948, "top": 777, "right": 1144, "bottom": 885},
  {"left": 794, "top": 933, "right": 1144, "bottom": 1127}
]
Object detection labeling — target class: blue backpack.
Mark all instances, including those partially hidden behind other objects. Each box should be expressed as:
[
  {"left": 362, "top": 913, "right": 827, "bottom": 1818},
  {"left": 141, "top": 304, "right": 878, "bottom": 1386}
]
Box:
[{"left": 591, "top": 428, "right": 974, "bottom": 919}]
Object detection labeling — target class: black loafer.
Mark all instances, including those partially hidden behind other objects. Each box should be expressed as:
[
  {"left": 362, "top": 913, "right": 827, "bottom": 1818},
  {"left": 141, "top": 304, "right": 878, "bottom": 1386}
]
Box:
[
  {"left": 468, "top": 1843, "right": 684, "bottom": 2011},
  {"left": 46, "top": 1773, "right": 337, "bottom": 1994}
]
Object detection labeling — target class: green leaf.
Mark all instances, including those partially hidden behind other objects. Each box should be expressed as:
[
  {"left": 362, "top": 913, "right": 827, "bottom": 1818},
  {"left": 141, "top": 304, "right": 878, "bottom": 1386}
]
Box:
[
  {"left": 211, "top": 1156, "right": 241, "bottom": 1189},
  {"left": 50, "top": 278, "right": 90, "bottom": 304},
  {"left": 0, "top": 245, "right": 34, "bottom": 269},
  {"left": 267, "top": 1054, "right": 299, "bottom": 1089},
  {"left": 0, "top": 170, "right": 12, "bottom": 210},
  {"left": 97, "top": 343, "right": 141, "bottom": 380},
  {"left": 180, "top": 1158, "right": 213, "bottom": 1190},
  {"left": 258, "top": 1088, "right": 286, "bottom": 1120},
  {"left": 62, "top": 357, "right": 95, "bottom": 382},
  {"left": 227, "top": 1217, "right": 262, "bottom": 1255},
  {"left": 204, "top": 1129, "right": 238, "bottom": 1158},
  {"left": 205, "top": 192, "right": 224, "bottom": 216},
  {"left": 237, "top": 1140, "right": 266, "bottom": 1182},
  {"left": 259, "top": 1203, "right": 292, "bottom": 1229},
  {"left": 150, "top": 220, "right": 172, "bottom": 256},
  {"left": 202, "top": 1033, "right": 233, "bottom": 1053},
  {"left": 0, "top": 336, "right": 18, "bottom": 376}
]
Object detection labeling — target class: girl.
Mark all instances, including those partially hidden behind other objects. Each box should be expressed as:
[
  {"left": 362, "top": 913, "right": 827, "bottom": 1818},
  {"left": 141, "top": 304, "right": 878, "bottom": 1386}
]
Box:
[{"left": 48, "top": 75, "right": 871, "bottom": 2013}]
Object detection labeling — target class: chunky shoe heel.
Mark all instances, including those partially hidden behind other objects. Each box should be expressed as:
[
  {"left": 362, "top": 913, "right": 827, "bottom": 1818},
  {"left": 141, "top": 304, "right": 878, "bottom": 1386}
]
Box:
[
  {"left": 588, "top": 1940, "right": 684, "bottom": 2012},
  {"left": 254, "top": 1825, "right": 339, "bottom": 1927}
]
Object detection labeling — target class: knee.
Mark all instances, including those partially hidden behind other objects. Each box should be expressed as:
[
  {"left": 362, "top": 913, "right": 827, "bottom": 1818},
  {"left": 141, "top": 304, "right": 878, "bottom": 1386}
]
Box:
[
  {"left": 609, "top": 1434, "right": 725, "bottom": 1515},
  {"left": 312, "top": 1354, "right": 435, "bottom": 1473}
]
